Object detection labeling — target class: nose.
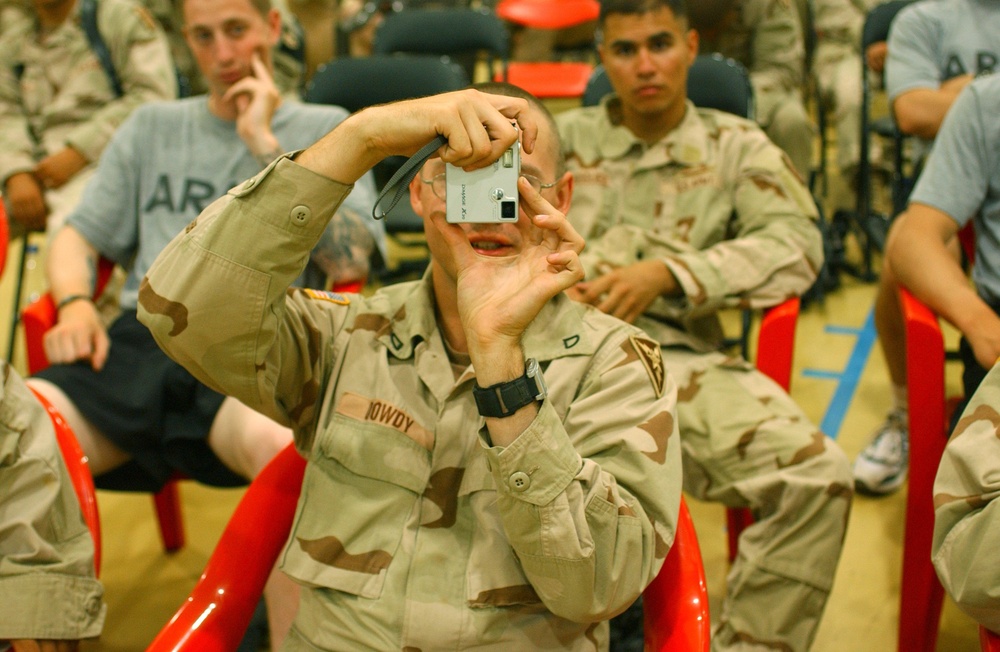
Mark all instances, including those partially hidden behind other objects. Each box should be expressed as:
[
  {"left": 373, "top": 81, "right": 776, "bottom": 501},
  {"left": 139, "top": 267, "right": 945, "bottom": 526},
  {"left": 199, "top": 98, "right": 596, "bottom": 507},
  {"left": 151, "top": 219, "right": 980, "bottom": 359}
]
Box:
[
  {"left": 635, "top": 46, "right": 656, "bottom": 75},
  {"left": 214, "top": 34, "right": 236, "bottom": 63}
]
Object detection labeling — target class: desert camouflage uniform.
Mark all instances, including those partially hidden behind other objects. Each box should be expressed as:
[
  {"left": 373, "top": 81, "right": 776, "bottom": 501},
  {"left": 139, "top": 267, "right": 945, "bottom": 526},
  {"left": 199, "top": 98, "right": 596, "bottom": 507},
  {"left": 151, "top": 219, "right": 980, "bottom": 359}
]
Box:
[
  {"left": 0, "top": 0, "right": 176, "bottom": 233},
  {"left": 558, "top": 100, "right": 853, "bottom": 652},
  {"left": 933, "top": 362, "right": 1000, "bottom": 634},
  {"left": 0, "top": 360, "right": 105, "bottom": 642},
  {"left": 699, "top": 0, "right": 815, "bottom": 179},
  {"left": 813, "top": 0, "right": 890, "bottom": 174},
  {"left": 138, "top": 156, "right": 683, "bottom": 651}
]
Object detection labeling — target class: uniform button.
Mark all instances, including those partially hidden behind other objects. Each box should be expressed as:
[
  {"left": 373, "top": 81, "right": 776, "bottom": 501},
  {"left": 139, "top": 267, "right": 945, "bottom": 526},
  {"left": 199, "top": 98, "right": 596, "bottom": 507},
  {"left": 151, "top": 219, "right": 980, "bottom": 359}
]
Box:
[
  {"left": 509, "top": 471, "right": 530, "bottom": 492},
  {"left": 290, "top": 205, "right": 311, "bottom": 224}
]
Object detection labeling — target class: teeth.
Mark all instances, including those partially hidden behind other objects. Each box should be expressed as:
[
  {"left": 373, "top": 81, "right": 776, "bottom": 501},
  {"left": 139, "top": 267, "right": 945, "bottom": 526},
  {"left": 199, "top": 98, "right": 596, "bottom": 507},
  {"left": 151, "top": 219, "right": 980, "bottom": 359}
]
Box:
[{"left": 476, "top": 242, "right": 502, "bottom": 250}]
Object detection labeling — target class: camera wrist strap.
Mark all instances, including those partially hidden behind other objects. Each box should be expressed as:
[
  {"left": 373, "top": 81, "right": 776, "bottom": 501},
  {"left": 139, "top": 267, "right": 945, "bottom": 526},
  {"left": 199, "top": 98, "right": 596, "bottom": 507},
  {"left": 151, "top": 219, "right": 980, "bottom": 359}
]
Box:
[{"left": 372, "top": 135, "right": 447, "bottom": 220}]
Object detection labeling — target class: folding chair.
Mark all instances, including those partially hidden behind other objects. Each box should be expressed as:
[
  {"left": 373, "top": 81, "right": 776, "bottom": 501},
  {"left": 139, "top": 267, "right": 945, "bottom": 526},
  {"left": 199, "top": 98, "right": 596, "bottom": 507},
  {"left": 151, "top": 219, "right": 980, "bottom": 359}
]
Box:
[
  {"left": 305, "top": 55, "right": 470, "bottom": 284},
  {"left": 494, "top": 0, "right": 599, "bottom": 99},
  {"left": 371, "top": 7, "right": 509, "bottom": 82},
  {"left": 148, "top": 441, "right": 711, "bottom": 651},
  {"left": 829, "top": 0, "right": 914, "bottom": 282}
]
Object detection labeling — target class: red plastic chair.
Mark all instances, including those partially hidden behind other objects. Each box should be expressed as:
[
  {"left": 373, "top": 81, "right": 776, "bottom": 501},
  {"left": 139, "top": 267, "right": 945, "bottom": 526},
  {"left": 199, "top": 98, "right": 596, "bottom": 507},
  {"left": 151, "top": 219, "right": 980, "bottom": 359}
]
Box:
[
  {"left": 0, "top": 199, "right": 9, "bottom": 276},
  {"left": 645, "top": 496, "right": 712, "bottom": 651},
  {"left": 147, "top": 444, "right": 307, "bottom": 652},
  {"left": 494, "top": 0, "right": 599, "bottom": 99},
  {"left": 21, "top": 257, "right": 188, "bottom": 553},
  {"left": 29, "top": 386, "right": 102, "bottom": 575},
  {"left": 725, "top": 297, "right": 802, "bottom": 562},
  {"left": 148, "top": 444, "right": 711, "bottom": 651},
  {"left": 897, "top": 286, "right": 953, "bottom": 652},
  {"left": 982, "top": 626, "right": 1000, "bottom": 652}
]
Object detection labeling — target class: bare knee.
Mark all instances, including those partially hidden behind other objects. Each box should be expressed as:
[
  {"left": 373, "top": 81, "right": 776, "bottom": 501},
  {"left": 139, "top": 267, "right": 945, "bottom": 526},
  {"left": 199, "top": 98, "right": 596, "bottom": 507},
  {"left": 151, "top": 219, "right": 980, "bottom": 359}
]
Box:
[
  {"left": 209, "top": 398, "right": 293, "bottom": 479},
  {"left": 25, "top": 377, "right": 130, "bottom": 474}
]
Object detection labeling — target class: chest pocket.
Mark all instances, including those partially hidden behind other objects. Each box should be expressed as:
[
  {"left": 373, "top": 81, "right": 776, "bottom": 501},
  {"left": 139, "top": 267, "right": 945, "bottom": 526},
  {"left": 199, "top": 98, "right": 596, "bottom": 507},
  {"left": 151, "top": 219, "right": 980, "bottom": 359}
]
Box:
[
  {"left": 459, "top": 454, "right": 541, "bottom": 608},
  {"left": 281, "top": 413, "right": 431, "bottom": 599}
]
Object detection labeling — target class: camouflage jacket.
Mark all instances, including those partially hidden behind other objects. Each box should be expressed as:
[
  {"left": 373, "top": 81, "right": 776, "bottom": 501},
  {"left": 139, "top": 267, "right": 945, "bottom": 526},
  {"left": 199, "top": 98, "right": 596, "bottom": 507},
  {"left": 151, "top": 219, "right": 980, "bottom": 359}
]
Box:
[
  {"left": 557, "top": 99, "right": 821, "bottom": 351},
  {"left": 0, "top": 360, "right": 104, "bottom": 641},
  {"left": 698, "top": 0, "right": 806, "bottom": 96},
  {"left": 933, "top": 362, "right": 1000, "bottom": 633},
  {"left": 0, "top": 0, "right": 176, "bottom": 186},
  {"left": 138, "top": 156, "right": 683, "bottom": 650}
]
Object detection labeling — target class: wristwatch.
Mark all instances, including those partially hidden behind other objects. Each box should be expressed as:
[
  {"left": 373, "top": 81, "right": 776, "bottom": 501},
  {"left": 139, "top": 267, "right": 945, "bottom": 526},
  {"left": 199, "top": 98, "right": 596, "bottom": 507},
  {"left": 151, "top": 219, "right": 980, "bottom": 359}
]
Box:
[{"left": 473, "top": 358, "right": 548, "bottom": 418}]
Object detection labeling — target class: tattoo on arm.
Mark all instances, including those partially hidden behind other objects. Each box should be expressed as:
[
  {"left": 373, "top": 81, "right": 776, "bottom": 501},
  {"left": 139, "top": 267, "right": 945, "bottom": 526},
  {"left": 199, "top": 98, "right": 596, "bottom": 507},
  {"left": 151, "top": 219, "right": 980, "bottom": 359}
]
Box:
[{"left": 311, "top": 207, "right": 375, "bottom": 284}]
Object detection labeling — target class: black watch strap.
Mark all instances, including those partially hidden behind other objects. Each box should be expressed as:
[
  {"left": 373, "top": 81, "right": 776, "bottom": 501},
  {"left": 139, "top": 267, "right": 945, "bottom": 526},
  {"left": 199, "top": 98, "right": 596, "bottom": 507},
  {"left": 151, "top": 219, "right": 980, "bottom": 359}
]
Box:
[{"left": 473, "top": 359, "right": 546, "bottom": 418}]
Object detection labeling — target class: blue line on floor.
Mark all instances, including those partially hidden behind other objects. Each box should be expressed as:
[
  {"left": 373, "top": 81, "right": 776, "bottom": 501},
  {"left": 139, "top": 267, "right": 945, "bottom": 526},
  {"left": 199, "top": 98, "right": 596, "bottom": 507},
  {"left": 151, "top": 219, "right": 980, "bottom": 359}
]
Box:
[{"left": 801, "top": 307, "right": 878, "bottom": 440}]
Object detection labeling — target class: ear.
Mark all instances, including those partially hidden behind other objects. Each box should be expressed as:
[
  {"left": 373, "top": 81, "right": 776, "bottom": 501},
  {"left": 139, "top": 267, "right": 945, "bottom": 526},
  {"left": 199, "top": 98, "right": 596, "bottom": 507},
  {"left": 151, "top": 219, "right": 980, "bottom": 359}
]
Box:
[
  {"left": 408, "top": 170, "right": 428, "bottom": 217},
  {"left": 267, "top": 8, "right": 282, "bottom": 48},
  {"left": 552, "top": 171, "right": 574, "bottom": 216},
  {"left": 686, "top": 28, "right": 699, "bottom": 62}
]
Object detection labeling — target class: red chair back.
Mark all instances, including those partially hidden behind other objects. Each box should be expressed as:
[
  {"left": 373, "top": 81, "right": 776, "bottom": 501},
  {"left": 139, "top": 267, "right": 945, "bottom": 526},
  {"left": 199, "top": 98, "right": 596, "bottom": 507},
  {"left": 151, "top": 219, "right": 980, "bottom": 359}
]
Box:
[
  {"left": 29, "top": 386, "right": 102, "bottom": 575},
  {"left": 898, "top": 287, "right": 950, "bottom": 651},
  {"left": 644, "top": 497, "right": 711, "bottom": 651},
  {"left": 981, "top": 626, "right": 1000, "bottom": 652},
  {"left": 0, "top": 199, "right": 9, "bottom": 277},
  {"left": 146, "top": 444, "right": 306, "bottom": 652},
  {"left": 495, "top": 0, "right": 599, "bottom": 30}
]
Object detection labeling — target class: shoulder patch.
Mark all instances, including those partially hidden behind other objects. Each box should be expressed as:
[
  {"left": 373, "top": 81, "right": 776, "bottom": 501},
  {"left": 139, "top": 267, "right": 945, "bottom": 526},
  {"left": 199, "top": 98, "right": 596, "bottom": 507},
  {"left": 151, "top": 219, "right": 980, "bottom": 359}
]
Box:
[
  {"left": 303, "top": 289, "right": 350, "bottom": 305},
  {"left": 630, "top": 335, "right": 665, "bottom": 397}
]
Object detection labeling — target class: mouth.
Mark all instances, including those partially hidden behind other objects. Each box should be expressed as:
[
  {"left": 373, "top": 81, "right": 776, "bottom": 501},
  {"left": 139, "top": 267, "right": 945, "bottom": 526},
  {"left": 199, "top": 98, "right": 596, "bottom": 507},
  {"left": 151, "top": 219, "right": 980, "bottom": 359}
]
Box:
[
  {"left": 635, "top": 84, "right": 663, "bottom": 97},
  {"left": 468, "top": 236, "right": 514, "bottom": 256},
  {"left": 218, "top": 70, "right": 245, "bottom": 85}
]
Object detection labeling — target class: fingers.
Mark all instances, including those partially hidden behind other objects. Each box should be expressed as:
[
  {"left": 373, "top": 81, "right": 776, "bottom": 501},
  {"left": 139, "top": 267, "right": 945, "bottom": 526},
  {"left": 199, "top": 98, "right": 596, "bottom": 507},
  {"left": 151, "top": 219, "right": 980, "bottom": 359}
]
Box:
[
  {"left": 426, "top": 210, "right": 476, "bottom": 266},
  {"left": 484, "top": 92, "right": 538, "bottom": 155},
  {"left": 519, "top": 178, "right": 584, "bottom": 254}
]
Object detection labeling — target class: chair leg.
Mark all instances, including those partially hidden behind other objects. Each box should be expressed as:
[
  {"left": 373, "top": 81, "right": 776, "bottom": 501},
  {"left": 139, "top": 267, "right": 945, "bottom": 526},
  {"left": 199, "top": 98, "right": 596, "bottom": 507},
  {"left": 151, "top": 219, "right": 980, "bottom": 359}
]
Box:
[
  {"left": 7, "top": 232, "right": 37, "bottom": 362},
  {"left": 152, "top": 480, "right": 185, "bottom": 553}
]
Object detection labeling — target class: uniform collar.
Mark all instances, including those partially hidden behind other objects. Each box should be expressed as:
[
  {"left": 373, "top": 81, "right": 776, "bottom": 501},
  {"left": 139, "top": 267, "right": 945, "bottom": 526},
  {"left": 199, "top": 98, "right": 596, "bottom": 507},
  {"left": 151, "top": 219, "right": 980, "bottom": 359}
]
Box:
[
  {"left": 368, "top": 271, "right": 598, "bottom": 363},
  {"left": 595, "top": 95, "right": 711, "bottom": 168}
]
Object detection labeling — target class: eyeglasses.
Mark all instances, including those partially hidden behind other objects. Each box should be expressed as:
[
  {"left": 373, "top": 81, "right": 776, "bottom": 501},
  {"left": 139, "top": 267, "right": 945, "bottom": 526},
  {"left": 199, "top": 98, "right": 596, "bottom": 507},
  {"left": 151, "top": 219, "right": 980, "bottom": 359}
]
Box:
[{"left": 419, "top": 172, "right": 558, "bottom": 201}]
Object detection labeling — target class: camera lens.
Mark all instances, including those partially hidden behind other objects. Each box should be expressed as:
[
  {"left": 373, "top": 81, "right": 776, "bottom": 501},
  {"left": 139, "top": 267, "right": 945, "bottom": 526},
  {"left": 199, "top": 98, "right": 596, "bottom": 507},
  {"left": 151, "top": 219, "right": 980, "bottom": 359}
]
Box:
[{"left": 500, "top": 200, "right": 516, "bottom": 220}]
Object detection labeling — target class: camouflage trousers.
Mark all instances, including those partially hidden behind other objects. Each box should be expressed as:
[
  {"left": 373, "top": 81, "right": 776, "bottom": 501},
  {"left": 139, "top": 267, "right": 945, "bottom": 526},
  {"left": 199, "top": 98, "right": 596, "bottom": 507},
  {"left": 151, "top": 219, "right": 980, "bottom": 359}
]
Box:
[
  {"left": 665, "top": 347, "right": 853, "bottom": 652},
  {"left": 815, "top": 42, "right": 864, "bottom": 174},
  {"left": 755, "top": 88, "right": 815, "bottom": 182}
]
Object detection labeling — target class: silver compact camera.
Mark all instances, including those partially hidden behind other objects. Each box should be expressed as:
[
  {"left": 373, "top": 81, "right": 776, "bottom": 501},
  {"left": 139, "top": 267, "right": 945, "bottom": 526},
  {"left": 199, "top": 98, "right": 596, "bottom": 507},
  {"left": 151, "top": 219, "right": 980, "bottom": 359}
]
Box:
[{"left": 445, "top": 142, "right": 520, "bottom": 223}]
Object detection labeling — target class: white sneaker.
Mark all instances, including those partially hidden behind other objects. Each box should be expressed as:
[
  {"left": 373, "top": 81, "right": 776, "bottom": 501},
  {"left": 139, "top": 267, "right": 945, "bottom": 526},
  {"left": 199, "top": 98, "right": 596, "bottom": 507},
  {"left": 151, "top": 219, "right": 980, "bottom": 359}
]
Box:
[{"left": 853, "top": 409, "right": 909, "bottom": 496}]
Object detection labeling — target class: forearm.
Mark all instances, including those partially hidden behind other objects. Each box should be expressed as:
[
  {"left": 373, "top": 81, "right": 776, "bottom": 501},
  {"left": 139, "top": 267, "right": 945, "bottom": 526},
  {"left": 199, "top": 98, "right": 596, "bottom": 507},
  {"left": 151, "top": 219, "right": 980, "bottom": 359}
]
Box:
[
  {"left": 893, "top": 87, "right": 965, "bottom": 140},
  {"left": 481, "top": 337, "right": 682, "bottom": 621},
  {"left": 296, "top": 109, "right": 392, "bottom": 186},
  {"left": 887, "top": 218, "right": 986, "bottom": 334},
  {"left": 47, "top": 227, "right": 100, "bottom": 304},
  {"left": 485, "top": 401, "right": 673, "bottom": 621}
]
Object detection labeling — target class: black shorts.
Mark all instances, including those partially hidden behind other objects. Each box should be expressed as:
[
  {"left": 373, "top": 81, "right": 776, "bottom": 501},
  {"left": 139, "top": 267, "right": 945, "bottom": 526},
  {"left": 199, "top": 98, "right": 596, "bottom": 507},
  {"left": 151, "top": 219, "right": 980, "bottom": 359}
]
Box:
[{"left": 35, "top": 311, "right": 246, "bottom": 492}]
